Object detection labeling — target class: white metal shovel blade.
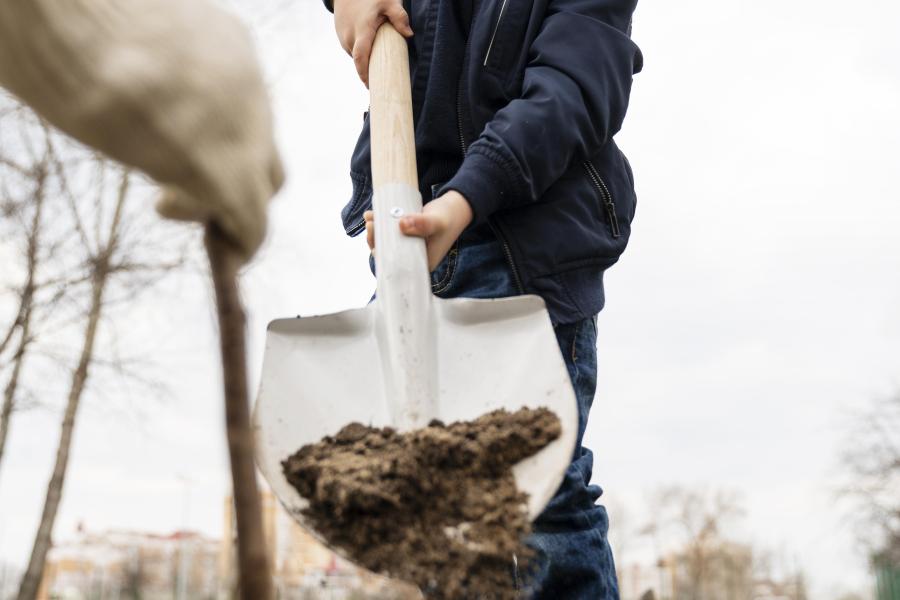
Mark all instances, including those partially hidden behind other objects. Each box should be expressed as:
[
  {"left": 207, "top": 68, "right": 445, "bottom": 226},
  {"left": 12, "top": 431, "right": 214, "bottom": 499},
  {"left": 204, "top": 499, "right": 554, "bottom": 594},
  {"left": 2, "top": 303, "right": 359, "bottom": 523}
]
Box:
[{"left": 253, "top": 294, "right": 578, "bottom": 529}]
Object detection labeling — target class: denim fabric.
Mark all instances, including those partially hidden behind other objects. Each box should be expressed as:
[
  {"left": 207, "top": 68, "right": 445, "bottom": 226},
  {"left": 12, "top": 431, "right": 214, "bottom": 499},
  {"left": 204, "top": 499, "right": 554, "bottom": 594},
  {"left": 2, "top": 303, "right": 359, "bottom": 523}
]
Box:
[
  {"left": 371, "top": 233, "right": 618, "bottom": 598},
  {"left": 521, "top": 317, "right": 618, "bottom": 600}
]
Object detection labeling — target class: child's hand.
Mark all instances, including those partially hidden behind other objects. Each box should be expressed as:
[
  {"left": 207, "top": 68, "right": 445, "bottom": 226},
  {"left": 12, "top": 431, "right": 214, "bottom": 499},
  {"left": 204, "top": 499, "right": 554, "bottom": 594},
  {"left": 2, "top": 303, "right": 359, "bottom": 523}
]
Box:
[
  {"left": 365, "top": 190, "right": 474, "bottom": 271},
  {"left": 333, "top": 0, "right": 413, "bottom": 87}
]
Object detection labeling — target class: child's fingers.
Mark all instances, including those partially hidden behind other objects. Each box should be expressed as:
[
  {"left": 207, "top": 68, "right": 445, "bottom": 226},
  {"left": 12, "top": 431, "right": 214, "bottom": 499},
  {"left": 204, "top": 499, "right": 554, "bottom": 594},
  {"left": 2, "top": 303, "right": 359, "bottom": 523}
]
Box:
[
  {"left": 365, "top": 213, "right": 375, "bottom": 250},
  {"left": 385, "top": 4, "right": 414, "bottom": 37},
  {"left": 352, "top": 20, "right": 382, "bottom": 87},
  {"left": 351, "top": 44, "right": 370, "bottom": 87}
]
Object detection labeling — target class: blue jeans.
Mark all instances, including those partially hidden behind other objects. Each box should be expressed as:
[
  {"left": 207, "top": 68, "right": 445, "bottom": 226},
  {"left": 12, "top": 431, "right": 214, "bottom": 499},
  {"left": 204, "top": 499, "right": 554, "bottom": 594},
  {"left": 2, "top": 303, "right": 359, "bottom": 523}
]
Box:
[{"left": 370, "top": 230, "right": 619, "bottom": 598}]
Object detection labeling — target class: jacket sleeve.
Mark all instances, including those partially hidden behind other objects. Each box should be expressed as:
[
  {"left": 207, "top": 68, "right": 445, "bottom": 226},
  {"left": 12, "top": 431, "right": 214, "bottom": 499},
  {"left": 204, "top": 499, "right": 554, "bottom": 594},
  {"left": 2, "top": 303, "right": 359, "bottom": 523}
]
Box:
[{"left": 442, "top": 0, "right": 643, "bottom": 226}]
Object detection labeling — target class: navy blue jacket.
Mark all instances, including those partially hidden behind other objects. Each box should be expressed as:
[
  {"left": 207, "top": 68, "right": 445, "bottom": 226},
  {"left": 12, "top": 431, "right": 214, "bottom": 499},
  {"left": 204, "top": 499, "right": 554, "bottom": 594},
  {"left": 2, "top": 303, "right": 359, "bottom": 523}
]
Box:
[{"left": 326, "top": 0, "right": 643, "bottom": 324}]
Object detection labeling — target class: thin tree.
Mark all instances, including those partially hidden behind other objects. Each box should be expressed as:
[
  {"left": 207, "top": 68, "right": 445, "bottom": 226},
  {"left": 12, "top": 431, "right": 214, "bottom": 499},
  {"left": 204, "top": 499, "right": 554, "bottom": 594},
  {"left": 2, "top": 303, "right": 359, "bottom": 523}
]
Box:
[
  {"left": 15, "top": 166, "right": 128, "bottom": 600},
  {"left": 16, "top": 152, "right": 185, "bottom": 599},
  {"left": 0, "top": 156, "right": 46, "bottom": 474},
  {"left": 0, "top": 113, "right": 62, "bottom": 481},
  {"left": 206, "top": 225, "right": 273, "bottom": 600}
]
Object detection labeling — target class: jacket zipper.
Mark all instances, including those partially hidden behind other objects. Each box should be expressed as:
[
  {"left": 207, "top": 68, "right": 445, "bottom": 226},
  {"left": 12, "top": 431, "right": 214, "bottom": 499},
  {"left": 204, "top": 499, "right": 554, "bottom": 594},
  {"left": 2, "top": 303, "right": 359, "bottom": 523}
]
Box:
[
  {"left": 483, "top": 0, "right": 509, "bottom": 67},
  {"left": 458, "top": 1, "right": 524, "bottom": 293},
  {"left": 457, "top": 81, "right": 468, "bottom": 156},
  {"left": 457, "top": 10, "right": 472, "bottom": 156},
  {"left": 346, "top": 219, "right": 366, "bottom": 236},
  {"left": 583, "top": 160, "right": 621, "bottom": 238}
]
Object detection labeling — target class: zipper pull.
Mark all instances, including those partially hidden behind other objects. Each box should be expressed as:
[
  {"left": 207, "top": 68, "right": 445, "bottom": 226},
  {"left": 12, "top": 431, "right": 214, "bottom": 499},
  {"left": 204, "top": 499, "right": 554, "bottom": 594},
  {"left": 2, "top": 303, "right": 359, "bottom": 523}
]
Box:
[{"left": 604, "top": 200, "right": 621, "bottom": 239}]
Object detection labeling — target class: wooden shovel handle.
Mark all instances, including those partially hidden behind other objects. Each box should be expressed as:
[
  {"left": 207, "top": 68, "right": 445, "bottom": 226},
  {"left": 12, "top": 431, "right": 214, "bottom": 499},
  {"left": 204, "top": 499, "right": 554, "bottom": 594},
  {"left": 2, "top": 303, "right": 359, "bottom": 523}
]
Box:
[
  {"left": 369, "top": 23, "right": 418, "bottom": 190},
  {"left": 366, "top": 24, "right": 439, "bottom": 428},
  {"left": 205, "top": 224, "right": 273, "bottom": 600}
]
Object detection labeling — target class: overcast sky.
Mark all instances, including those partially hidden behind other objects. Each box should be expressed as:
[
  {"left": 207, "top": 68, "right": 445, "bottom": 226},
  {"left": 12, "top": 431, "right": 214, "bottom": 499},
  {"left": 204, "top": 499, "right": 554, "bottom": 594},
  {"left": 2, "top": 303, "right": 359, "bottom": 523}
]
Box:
[{"left": 2, "top": 1, "right": 899, "bottom": 598}]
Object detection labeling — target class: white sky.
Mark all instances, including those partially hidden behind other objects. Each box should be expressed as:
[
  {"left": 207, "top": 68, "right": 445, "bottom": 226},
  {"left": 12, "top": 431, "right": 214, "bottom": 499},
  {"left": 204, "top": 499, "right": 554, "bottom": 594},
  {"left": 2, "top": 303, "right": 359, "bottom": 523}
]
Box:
[{"left": 2, "top": 1, "right": 900, "bottom": 598}]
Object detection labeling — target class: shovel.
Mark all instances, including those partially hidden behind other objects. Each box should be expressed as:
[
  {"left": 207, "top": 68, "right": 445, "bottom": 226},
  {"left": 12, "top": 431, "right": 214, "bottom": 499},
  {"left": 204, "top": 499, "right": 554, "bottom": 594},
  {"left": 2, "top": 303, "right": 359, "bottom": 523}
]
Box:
[{"left": 253, "top": 22, "right": 578, "bottom": 553}]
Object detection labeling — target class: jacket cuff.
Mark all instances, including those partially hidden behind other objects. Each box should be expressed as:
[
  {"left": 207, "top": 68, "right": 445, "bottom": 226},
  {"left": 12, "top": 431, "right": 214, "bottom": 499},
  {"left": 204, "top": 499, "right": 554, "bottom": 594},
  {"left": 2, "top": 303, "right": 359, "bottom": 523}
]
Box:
[
  {"left": 322, "top": 0, "right": 334, "bottom": 13},
  {"left": 439, "top": 149, "right": 514, "bottom": 227}
]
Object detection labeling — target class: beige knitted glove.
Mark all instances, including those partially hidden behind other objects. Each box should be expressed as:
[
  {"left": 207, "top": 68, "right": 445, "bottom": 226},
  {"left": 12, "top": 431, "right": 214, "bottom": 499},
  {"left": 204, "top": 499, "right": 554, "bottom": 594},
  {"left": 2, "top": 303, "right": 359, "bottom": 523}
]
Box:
[{"left": 0, "top": 0, "right": 284, "bottom": 262}]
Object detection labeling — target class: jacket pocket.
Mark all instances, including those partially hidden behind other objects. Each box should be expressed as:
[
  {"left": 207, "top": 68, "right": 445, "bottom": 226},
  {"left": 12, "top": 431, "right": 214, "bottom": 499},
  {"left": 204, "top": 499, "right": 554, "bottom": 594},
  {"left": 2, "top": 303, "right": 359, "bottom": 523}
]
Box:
[
  {"left": 430, "top": 239, "right": 460, "bottom": 294},
  {"left": 582, "top": 160, "right": 621, "bottom": 239},
  {"left": 482, "top": 0, "right": 531, "bottom": 72}
]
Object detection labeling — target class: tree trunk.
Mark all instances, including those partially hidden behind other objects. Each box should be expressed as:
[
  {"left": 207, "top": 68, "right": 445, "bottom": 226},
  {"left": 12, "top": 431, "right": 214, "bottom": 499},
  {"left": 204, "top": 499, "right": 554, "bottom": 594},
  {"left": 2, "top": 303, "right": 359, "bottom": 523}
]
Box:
[
  {"left": 0, "top": 323, "right": 30, "bottom": 475},
  {"left": 0, "top": 173, "right": 45, "bottom": 478},
  {"left": 16, "top": 175, "right": 126, "bottom": 600},
  {"left": 15, "top": 267, "right": 107, "bottom": 600},
  {"left": 205, "top": 224, "right": 272, "bottom": 600}
]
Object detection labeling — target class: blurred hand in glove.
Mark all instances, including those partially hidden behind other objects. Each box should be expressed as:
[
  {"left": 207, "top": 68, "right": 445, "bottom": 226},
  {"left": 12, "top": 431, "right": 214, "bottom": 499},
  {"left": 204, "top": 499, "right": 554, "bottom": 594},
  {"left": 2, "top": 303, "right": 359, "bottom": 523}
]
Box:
[{"left": 0, "top": 0, "right": 284, "bottom": 262}]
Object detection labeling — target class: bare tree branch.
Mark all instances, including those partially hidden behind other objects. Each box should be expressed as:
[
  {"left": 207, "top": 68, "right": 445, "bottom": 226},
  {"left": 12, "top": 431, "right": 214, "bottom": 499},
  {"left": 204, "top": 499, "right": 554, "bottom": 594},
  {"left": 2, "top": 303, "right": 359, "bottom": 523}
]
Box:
[
  {"left": 0, "top": 155, "right": 31, "bottom": 178},
  {"left": 45, "top": 134, "right": 93, "bottom": 256},
  {"left": 0, "top": 135, "right": 50, "bottom": 477}
]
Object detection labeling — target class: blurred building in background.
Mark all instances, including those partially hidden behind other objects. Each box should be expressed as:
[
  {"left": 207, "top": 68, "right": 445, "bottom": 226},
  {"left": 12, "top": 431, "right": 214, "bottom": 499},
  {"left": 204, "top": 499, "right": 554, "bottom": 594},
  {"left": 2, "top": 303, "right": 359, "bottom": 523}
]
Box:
[
  {"left": 618, "top": 541, "right": 809, "bottom": 600},
  {"left": 35, "top": 490, "right": 412, "bottom": 600},
  {"left": 619, "top": 561, "right": 663, "bottom": 600},
  {"left": 37, "top": 525, "right": 218, "bottom": 599},
  {"left": 219, "top": 490, "right": 405, "bottom": 599},
  {"left": 665, "top": 540, "right": 755, "bottom": 600},
  {"left": 752, "top": 575, "right": 809, "bottom": 600}
]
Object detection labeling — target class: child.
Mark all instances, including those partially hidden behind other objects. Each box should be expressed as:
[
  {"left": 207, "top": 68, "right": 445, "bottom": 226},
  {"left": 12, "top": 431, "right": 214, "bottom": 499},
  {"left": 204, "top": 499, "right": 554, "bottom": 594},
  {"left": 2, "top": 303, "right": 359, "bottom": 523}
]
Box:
[{"left": 325, "top": 0, "right": 642, "bottom": 597}]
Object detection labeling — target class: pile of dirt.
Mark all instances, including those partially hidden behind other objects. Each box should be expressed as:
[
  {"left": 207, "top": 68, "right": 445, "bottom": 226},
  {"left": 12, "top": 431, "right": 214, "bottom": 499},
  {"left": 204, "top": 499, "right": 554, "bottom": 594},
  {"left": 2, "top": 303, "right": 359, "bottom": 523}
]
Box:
[{"left": 281, "top": 407, "right": 561, "bottom": 599}]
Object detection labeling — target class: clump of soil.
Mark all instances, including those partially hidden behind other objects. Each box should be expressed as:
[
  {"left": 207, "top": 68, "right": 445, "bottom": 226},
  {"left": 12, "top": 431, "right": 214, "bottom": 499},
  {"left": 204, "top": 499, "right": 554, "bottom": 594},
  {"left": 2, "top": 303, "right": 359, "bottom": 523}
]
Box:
[{"left": 281, "top": 407, "right": 561, "bottom": 599}]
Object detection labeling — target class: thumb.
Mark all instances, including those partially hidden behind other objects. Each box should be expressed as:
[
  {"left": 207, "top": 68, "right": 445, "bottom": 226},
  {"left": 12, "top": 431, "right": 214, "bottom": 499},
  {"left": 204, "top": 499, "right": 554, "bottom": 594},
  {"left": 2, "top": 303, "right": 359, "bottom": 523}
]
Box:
[
  {"left": 399, "top": 213, "right": 442, "bottom": 238},
  {"left": 155, "top": 187, "right": 264, "bottom": 264},
  {"left": 155, "top": 187, "right": 209, "bottom": 222}
]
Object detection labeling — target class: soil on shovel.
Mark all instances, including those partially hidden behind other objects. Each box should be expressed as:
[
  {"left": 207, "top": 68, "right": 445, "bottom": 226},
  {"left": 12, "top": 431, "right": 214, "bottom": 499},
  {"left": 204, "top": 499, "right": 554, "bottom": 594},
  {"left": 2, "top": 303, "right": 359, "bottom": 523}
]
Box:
[{"left": 281, "top": 407, "right": 562, "bottom": 599}]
